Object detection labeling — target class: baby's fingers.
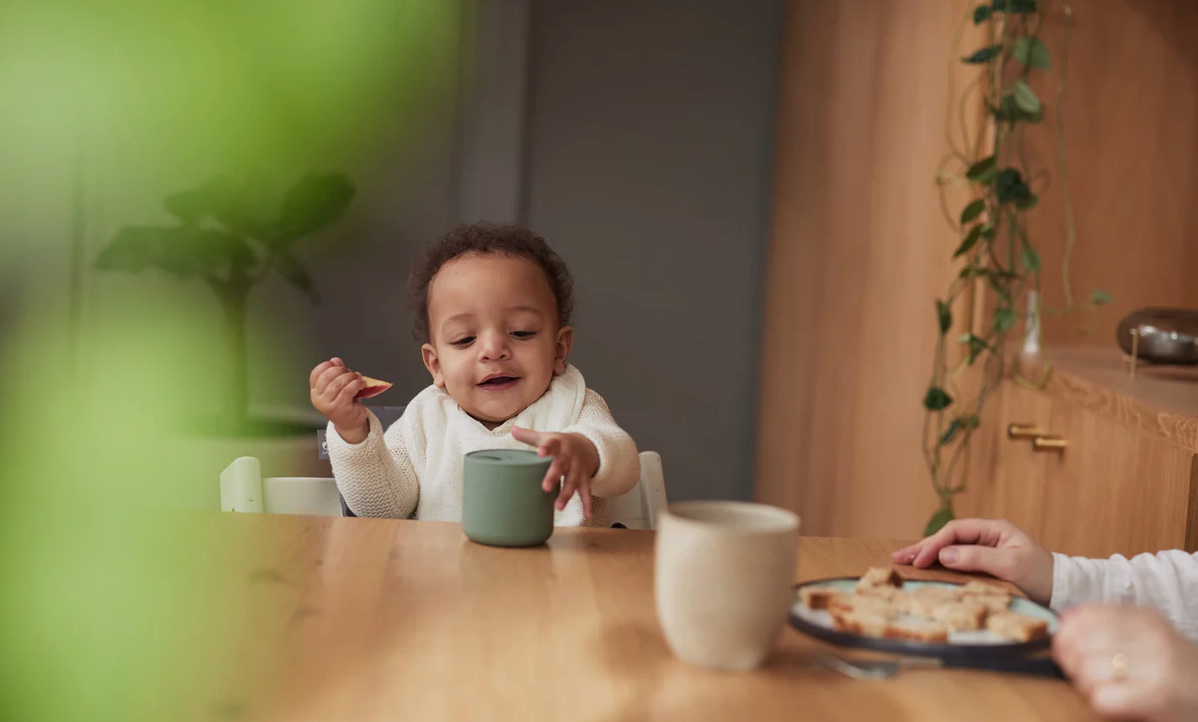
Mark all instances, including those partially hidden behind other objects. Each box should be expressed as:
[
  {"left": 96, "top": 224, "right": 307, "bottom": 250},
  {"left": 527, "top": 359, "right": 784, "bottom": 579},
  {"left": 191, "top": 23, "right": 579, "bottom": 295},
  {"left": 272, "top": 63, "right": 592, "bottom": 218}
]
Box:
[
  {"left": 337, "top": 376, "right": 365, "bottom": 404},
  {"left": 577, "top": 475, "right": 593, "bottom": 519},
  {"left": 323, "top": 371, "right": 360, "bottom": 402},
  {"left": 541, "top": 458, "right": 565, "bottom": 493},
  {"left": 555, "top": 470, "right": 577, "bottom": 512}
]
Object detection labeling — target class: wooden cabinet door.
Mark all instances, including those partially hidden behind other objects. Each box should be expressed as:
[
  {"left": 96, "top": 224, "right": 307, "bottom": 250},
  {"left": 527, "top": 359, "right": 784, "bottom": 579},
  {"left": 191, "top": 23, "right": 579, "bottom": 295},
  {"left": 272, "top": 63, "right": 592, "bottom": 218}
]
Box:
[
  {"left": 1037, "top": 400, "right": 1196, "bottom": 559},
  {"left": 990, "top": 383, "right": 1055, "bottom": 537}
]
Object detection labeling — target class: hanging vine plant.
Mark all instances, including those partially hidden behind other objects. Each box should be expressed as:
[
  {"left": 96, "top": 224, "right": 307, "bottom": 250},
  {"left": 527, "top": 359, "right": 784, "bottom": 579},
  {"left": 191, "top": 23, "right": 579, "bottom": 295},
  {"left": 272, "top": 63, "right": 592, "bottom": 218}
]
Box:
[{"left": 922, "top": 0, "right": 1110, "bottom": 536}]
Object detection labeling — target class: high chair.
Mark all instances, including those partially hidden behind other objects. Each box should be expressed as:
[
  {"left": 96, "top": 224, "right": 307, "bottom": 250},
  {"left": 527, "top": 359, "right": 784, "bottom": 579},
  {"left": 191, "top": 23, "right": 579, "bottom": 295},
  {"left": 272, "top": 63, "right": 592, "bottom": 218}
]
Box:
[{"left": 219, "top": 451, "right": 667, "bottom": 529}]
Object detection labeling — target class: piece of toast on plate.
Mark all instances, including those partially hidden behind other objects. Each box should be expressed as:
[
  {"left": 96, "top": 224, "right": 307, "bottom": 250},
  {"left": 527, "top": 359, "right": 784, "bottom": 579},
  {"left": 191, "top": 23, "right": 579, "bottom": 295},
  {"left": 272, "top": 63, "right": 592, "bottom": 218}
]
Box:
[
  {"left": 929, "top": 599, "right": 988, "bottom": 632},
  {"left": 855, "top": 566, "right": 903, "bottom": 591},
  {"left": 799, "top": 586, "right": 845, "bottom": 611},
  {"left": 884, "top": 618, "right": 950, "bottom": 643},
  {"left": 986, "top": 611, "right": 1049, "bottom": 642},
  {"left": 909, "top": 585, "right": 964, "bottom": 617},
  {"left": 829, "top": 593, "right": 902, "bottom": 619},
  {"left": 831, "top": 609, "right": 890, "bottom": 638}
]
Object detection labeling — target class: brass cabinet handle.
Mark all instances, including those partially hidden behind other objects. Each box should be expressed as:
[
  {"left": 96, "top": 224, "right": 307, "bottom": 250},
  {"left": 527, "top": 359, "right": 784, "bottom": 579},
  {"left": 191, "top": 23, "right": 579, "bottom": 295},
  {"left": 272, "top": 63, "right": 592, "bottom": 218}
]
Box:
[
  {"left": 1008, "top": 423, "right": 1047, "bottom": 440},
  {"left": 1032, "top": 435, "right": 1068, "bottom": 452}
]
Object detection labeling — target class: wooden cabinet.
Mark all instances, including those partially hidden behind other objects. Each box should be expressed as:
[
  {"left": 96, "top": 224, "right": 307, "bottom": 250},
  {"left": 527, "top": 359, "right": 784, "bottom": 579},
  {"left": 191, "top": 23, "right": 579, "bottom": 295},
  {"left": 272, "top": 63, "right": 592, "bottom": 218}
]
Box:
[{"left": 961, "top": 350, "right": 1198, "bottom": 558}]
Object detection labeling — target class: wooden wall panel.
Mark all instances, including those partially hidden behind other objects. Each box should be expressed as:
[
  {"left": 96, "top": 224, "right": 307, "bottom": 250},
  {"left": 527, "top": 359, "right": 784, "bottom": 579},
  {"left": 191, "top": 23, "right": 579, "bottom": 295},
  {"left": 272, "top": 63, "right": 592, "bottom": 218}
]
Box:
[
  {"left": 755, "top": 0, "right": 979, "bottom": 537},
  {"left": 1028, "top": 0, "right": 1198, "bottom": 343},
  {"left": 756, "top": 0, "right": 1198, "bottom": 538}
]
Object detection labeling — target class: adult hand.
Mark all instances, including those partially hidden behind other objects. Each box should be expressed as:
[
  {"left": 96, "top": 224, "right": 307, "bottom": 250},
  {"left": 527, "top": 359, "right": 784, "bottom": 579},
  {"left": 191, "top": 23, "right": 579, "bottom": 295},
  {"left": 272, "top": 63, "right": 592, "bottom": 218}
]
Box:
[
  {"left": 1054, "top": 605, "right": 1198, "bottom": 722},
  {"left": 891, "top": 518, "right": 1054, "bottom": 605}
]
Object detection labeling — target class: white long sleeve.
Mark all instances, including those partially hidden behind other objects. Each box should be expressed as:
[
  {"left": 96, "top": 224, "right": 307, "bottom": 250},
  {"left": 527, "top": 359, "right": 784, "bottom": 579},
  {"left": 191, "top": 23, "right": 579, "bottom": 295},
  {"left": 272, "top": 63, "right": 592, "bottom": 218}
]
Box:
[
  {"left": 325, "top": 365, "right": 640, "bottom": 526},
  {"left": 1051, "top": 550, "right": 1198, "bottom": 642},
  {"left": 326, "top": 409, "right": 420, "bottom": 519}
]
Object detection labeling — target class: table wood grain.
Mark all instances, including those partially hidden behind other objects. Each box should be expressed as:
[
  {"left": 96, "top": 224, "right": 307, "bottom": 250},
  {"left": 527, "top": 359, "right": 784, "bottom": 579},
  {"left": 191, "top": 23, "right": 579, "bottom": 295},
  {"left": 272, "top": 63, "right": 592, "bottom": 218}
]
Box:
[{"left": 186, "top": 514, "right": 1099, "bottom": 722}]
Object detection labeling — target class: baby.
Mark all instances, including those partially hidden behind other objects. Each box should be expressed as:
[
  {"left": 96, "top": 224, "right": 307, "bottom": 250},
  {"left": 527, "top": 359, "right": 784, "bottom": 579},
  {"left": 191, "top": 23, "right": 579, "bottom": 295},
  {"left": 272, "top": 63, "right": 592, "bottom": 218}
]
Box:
[{"left": 309, "top": 222, "right": 641, "bottom": 525}]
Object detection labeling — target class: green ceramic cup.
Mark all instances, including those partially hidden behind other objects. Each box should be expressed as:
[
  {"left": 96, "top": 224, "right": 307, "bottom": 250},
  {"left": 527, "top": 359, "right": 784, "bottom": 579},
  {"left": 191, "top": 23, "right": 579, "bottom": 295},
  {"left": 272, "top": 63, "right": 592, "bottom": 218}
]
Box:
[{"left": 462, "top": 449, "right": 556, "bottom": 547}]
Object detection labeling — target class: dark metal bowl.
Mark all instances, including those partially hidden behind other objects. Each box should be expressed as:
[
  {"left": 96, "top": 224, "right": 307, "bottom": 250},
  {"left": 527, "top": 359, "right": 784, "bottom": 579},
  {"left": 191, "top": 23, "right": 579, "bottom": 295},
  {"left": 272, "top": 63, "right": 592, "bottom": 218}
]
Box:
[{"left": 1116, "top": 308, "right": 1198, "bottom": 366}]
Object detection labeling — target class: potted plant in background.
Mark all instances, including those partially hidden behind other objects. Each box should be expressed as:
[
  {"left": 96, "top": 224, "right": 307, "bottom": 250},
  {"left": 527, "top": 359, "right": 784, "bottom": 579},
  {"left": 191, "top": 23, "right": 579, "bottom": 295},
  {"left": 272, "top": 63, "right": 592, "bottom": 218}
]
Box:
[
  {"left": 95, "top": 171, "right": 355, "bottom": 506},
  {"left": 920, "top": 0, "right": 1110, "bottom": 535}
]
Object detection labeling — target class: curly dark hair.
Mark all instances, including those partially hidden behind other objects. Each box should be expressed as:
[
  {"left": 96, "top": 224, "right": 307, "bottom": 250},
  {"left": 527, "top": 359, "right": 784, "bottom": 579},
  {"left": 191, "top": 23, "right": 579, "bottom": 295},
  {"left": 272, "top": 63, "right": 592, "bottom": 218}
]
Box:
[{"left": 408, "top": 222, "right": 574, "bottom": 343}]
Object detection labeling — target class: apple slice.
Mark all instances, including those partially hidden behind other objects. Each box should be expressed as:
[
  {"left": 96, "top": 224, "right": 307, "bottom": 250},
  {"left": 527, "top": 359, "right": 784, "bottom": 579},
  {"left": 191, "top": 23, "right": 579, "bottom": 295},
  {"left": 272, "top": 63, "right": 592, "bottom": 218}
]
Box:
[{"left": 355, "top": 375, "right": 392, "bottom": 400}]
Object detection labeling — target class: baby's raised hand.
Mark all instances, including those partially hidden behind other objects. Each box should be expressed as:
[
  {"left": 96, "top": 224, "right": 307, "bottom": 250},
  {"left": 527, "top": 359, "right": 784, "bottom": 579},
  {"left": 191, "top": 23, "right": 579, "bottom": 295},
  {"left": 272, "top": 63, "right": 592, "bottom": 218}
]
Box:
[
  {"left": 510, "top": 427, "right": 599, "bottom": 519},
  {"left": 309, "top": 358, "right": 369, "bottom": 443}
]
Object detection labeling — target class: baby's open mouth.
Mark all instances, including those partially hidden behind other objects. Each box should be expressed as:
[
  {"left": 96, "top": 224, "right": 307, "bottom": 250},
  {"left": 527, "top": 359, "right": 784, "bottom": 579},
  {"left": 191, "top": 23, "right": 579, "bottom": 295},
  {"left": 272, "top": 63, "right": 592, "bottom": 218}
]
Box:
[{"left": 478, "top": 375, "right": 520, "bottom": 388}]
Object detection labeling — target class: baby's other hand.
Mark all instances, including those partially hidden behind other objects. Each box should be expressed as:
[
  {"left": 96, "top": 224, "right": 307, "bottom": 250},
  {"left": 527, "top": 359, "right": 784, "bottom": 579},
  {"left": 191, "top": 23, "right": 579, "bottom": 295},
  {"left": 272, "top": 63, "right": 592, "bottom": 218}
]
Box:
[
  {"left": 309, "top": 358, "right": 369, "bottom": 443},
  {"left": 510, "top": 427, "right": 599, "bottom": 519},
  {"left": 891, "top": 518, "right": 1054, "bottom": 605}
]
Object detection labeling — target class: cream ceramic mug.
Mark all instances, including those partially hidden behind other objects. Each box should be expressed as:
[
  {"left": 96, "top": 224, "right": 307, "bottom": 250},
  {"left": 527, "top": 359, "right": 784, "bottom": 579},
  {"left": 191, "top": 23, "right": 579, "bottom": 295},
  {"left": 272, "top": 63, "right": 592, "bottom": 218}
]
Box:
[{"left": 654, "top": 501, "right": 800, "bottom": 671}]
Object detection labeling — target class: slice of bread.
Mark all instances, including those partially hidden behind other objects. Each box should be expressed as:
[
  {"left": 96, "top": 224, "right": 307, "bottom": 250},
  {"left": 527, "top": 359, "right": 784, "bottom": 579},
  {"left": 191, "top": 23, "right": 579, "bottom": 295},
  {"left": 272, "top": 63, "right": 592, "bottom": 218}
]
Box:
[
  {"left": 831, "top": 609, "right": 890, "bottom": 638},
  {"left": 859, "top": 586, "right": 914, "bottom": 614},
  {"left": 972, "top": 595, "right": 1012, "bottom": 614},
  {"left": 829, "top": 593, "right": 902, "bottom": 619},
  {"left": 799, "top": 586, "right": 845, "bottom": 611},
  {"left": 884, "top": 618, "right": 950, "bottom": 643},
  {"left": 909, "top": 585, "right": 964, "bottom": 617},
  {"left": 929, "top": 599, "right": 988, "bottom": 632},
  {"left": 856, "top": 566, "right": 903, "bottom": 591},
  {"left": 986, "top": 611, "right": 1049, "bottom": 642}
]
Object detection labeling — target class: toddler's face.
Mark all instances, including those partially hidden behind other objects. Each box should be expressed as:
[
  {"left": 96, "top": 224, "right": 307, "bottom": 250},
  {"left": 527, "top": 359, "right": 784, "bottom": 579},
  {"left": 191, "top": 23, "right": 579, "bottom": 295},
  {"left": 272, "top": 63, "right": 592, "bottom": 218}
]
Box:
[{"left": 421, "top": 253, "right": 572, "bottom": 428}]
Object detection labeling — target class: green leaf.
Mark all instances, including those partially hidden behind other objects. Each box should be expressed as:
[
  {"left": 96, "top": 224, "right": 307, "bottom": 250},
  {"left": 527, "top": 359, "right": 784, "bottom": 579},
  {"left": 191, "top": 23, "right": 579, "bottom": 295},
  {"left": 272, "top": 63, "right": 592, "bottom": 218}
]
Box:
[
  {"left": 963, "top": 333, "right": 991, "bottom": 363},
  {"left": 162, "top": 176, "right": 232, "bottom": 226},
  {"left": 939, "top": 414, "right": 981, "bottom": 445},
  {"left": 940, "top": 419, "right": 961, "bottom": 445},
  {"left": 966, "top": 156, "right": 997, "bottom": 183},
  {"left": 94, "top": 225, "right": 256, "bottom": 280},
  {"left": 1011, "top": 79, "right": 1042, "bottom": 114},
  {"left": 214, "top": 173, "right": 280, "bottom": 242},
  {"left": 993, "top": 94, "right": 1045, "bottom": 124},
  {"left": 1006, "top": 0, "right": 1038, "bottom": 13},
  {"left": 1090, "top": 289, "right": 1114, "bottom": 305},
  {"left": 1021, "top": 245, "right": 1041, "bottom": 272},
  {"left": 272, "top": 254, "right": 320, "bottom": 304},
  {"left": 994, "top": 307, "right": 1018, "bottom": 333},
  {"left": 962, "top": 45, "right": 1003, "bottom": 64},
  {"left": 996, "top": 168, "right": 1035, "bottom": 207},
  {"left": 924, "top": 387, "right": 953, "bottom": 411},
  {"left": 94, "top": 226, "right": 163, "bottom": 274},
  {"left": 275, "top": 173, "right": 356, "bottom": 246},
  {"left": 973, "top": 4, "right": 992, "bottom": 24},
  {"left": 924, "top": 507, "right": 955, "bottom": 537},
  {"left": 936, "top": 300, "right": 952, "bottom": 334},
  {"left": 1013, "top": 36, "right": 1052, "bottom": 70},
  {"left": 954, "top": 224, "right": 984, "bottom": 258},
  {"left": 960, "top": 199, "right": 986, "bottom": 225}
]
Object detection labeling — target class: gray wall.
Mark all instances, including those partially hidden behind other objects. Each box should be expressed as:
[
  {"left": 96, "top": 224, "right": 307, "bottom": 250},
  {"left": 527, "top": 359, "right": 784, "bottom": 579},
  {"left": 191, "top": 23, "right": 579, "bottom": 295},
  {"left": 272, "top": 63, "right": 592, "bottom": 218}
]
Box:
[
  {"left": 259, "top": 0, "right": 783, "bottom": 502},
  {"left": 522, "top": 0, "right": 783, "bottom": 501}
]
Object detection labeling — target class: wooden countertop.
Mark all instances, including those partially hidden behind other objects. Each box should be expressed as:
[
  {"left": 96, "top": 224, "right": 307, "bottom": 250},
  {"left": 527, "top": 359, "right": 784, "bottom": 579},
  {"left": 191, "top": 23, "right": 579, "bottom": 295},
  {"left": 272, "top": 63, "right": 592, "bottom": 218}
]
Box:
[
  {"left": 181, "top": 514, "right": 1098, "bottom": 722},
  {"left": 1032, "top": 347, "right": 1198, "bottom": 451}
]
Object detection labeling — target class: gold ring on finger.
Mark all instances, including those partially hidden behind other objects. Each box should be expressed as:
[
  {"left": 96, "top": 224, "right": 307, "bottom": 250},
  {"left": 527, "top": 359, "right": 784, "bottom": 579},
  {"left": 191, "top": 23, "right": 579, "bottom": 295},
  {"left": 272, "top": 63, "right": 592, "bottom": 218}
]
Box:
[{"left": 1110, "top": 651, "right": 1130, "bottom": 681}]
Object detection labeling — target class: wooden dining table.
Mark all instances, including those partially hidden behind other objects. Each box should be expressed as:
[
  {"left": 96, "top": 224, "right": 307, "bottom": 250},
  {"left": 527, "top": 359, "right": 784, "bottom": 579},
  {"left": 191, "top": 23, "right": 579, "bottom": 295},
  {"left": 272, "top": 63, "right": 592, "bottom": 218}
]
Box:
[{"left": 185, "top": 513, "right": 1102, "bottom": 722}]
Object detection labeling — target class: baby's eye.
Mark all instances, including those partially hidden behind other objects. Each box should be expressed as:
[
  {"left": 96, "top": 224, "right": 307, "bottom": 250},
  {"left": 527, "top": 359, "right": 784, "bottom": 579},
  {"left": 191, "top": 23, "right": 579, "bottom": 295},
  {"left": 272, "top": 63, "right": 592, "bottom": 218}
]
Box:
[
  {"left": 511, "top": 331, "right": 536, "bottom": 339},
  {"left": 451, "top": 336, "right": 475, "bottom": 347}
]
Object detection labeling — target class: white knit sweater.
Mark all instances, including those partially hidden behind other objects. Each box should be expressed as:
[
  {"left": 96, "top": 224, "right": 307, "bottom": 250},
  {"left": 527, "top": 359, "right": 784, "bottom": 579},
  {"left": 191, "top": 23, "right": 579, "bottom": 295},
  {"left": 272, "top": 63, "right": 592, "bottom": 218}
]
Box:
[{"left": 325, "top": 365, "right": 640, "bottom": 526}]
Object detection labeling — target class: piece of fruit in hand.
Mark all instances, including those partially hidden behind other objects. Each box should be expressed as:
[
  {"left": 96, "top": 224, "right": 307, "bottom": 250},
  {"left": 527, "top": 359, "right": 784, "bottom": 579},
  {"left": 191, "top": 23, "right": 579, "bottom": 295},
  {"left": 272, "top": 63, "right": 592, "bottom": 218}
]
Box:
[{"left": 355, "top": 376, "right": 392, "bottom": 400}]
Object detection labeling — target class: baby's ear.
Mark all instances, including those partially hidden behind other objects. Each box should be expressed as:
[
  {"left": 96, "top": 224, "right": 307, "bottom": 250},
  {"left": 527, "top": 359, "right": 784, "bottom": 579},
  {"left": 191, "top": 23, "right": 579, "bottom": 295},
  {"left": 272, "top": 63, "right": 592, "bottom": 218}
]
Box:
[
  {"left": 553, "top": 326, "right": 575, "bottom": 376},
  {"left": 421, "top": 343, "right": 446, "bottom": 388}
]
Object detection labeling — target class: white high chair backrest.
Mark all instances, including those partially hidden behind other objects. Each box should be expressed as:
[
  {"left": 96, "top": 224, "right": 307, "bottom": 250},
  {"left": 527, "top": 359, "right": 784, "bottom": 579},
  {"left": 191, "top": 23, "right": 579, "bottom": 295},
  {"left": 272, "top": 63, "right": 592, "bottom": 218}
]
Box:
[
  {"left": 604, "top": 451, "right": 667, "bottom": 530},
  {"left": 219, "top": 450, "right": 668, "bottom": 526},
  {"left": 220, "top": 456, "right": 343, "bottom": 517}
]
